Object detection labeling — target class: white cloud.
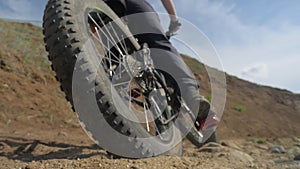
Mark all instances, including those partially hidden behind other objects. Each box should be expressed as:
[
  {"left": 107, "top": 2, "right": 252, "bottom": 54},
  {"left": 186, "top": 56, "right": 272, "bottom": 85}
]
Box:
[
  {"left": 169, "top": 0, "right": 300, "bottom": 92},
  {"left": 218, "top": 23, "right": 300, "bottom": 92},
  {"left": 242, "top": 63, "right": 269, "bottom": 80}
]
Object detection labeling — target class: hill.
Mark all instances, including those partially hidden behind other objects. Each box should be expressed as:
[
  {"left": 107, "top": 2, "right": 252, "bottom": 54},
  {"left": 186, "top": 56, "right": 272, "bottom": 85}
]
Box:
[
  {"left": 0, "top": 19, "right": 300, "bottom": 168},
  {"left": 183, "top": 56, "right": 300, "bottom": 139}
]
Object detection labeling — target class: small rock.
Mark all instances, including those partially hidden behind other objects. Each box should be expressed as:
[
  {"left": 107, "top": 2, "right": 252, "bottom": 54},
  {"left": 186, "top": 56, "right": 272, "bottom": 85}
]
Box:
[
  {"left": 221, "top": 141, "right": 242, "bottom": 151},
  {"left": 57, "top": 131, "right": 67, "bottom": 137},
  {"left": 198, "top": 147, "right": 219, "bottom": 153},
  {"left": 218, "top": 153, "right": 225, "bottom": 157},
  {"left": 198, "top": 142, "right": 223, "bottom": 153},
  {"left": 0, "top": 59, "right": 6, "bottom": 68},
  {"left": 25, "top": 163, "right": 39, "bottom": 169},
  {"left": 269, "top": 145, "right": 286, "bottom": 154},
  {"left": 293, "top": 137, "right": 300, "bottom": 143},
  {"left": 131, "top": 167, "right": 140, "bottom": 169},
  {"left": 294, "top": 154, "right": 300, "bottom": 161},
  {"left": 288, "top": 147, "right": 300, "bottom": 155},
  {"left": 229, "top": 149, "right": 254, "bottom": 166},
  {"left": 0, "top": 83, "right": 9, "bottom": 89}
]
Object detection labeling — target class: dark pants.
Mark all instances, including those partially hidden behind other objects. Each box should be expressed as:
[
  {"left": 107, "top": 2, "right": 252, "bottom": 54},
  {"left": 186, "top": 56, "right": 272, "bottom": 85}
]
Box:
[{"left": 124, "top": 0, "right": 200, "bottom": 117}]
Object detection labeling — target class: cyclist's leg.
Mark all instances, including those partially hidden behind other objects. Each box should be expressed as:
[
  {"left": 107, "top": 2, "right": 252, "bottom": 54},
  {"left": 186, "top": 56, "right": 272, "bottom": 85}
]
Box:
[{"left": 125, "top": 0, "right": 201, "bottom": 118}]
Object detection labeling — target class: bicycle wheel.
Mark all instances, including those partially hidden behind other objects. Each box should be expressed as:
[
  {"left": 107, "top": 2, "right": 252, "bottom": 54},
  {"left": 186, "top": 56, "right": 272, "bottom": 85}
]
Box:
[{"left": 43, "top": 0, "right": 181, "bottom": 158}]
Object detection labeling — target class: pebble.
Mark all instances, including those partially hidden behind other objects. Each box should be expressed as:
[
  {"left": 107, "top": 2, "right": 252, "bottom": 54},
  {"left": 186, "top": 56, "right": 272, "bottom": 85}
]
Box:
[
  {"left": 294, "top": 143, "right": 300, "bottom": 147},
  {"left": 57, "top": 131, "right": 68, "bottom": 137},
  {"left": 221, "top": 141, "right": 242, "bottom": 151},
  {"left": 198, "top": 142, "right": 223, "bottom": 153},
  {"left": 198, "top": 147, "right": 219, "bottom": 153},
  {"left": 288, "top": 147, "right": 300, "bottom": 155},
  {"left": 1, "top": 84, "right": 9, "bottom": 88},
  {"left": 294, "top": 154, "right": 300, "bottom": 161},
  {"left": 293, "top": 137, "right": 300, "bottom": 143},
  {"left": 268, "top": 145, "right": 286, "bottom": 154}
]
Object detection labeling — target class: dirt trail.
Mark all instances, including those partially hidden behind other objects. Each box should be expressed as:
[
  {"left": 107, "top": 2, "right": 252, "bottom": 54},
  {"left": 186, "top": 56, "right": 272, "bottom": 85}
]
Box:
[{"left": 1, "top": 126, "right": 300, "bottom": 169}]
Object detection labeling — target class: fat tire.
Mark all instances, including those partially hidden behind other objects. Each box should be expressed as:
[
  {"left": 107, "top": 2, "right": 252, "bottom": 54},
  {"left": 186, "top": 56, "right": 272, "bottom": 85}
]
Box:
[{"left": 43, "top": 0, "right": 182, "bottom": 158}]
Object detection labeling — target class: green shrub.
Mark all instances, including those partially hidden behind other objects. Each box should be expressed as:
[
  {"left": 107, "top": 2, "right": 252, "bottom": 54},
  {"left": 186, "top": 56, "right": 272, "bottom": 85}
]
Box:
[
  {"left": 205, "top": 95, "right": 212, "bottom": 103},
  {"left": 246, "top": 137, "right": 267, "bottom": 144},
  {"left": 233, "top": 105, "right": 246, "bottom": 112}
]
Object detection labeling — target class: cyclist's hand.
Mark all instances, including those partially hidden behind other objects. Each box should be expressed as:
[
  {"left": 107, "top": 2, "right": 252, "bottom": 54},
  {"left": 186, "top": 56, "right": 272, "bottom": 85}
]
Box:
[{"left": 168, "top": 19, "right": 181, "bottom": 34}]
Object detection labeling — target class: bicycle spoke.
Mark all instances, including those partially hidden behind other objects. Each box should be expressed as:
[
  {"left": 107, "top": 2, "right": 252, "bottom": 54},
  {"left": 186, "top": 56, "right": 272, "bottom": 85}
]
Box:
[
  {"left": 109, "top": 21, "right": 128, "bottom": 55},
  {"left": 89, "top": 13, "right": 136, "bottom": 80},
  {"left": 96, "top": 13, "right": 125, "bottom": 56},
  {"left": 143, "top": 97, "right": 150, "bottom": 132},
  {"left": 89, "top": 29, "right": 125, "bottom": 68},
  {"left": 88, "top": 14, "right": 124, "bottom": 57},
  {"left": 89, "top": 29, "right": 119, "bottom": 61},
  {"left": 145, "top": 101, "right": 163, "bottom": 139}
]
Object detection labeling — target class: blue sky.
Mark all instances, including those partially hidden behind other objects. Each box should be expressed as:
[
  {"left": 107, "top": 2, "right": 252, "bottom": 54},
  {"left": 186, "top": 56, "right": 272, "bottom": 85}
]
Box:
[{"left": 0, "top": 0, "right": 299, "bottom": 93}]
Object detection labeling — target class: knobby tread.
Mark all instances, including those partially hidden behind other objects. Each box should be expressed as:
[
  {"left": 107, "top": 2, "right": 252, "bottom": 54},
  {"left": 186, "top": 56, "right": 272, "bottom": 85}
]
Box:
[
  {"left": 44, "top": 0, "right": 143, "bottom": 151},
  {"left": 43, "top": 0, "right": 180, "bottom": 158}
]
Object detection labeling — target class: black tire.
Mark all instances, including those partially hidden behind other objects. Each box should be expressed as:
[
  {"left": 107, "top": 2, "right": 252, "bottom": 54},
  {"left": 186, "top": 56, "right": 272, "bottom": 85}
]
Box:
[{"left": 43, "top": 0, "right": 181, "bottom": 158}]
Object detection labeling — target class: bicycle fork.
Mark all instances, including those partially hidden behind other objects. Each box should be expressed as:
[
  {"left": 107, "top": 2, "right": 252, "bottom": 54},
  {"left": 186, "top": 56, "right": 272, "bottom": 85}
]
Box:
[{"left": 139, "top": 43, "right": 204, "bottom": 144}]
